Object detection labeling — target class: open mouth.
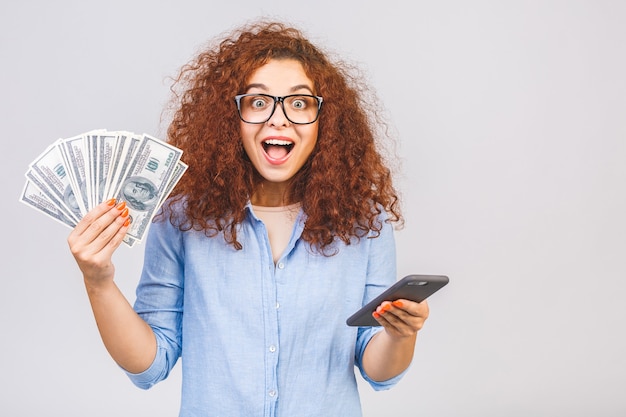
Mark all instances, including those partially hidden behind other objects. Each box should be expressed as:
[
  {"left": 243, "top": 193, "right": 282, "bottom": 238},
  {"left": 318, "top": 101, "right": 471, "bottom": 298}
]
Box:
[{"left": 262, "top": 138, "right": 294, "bottom": 160}]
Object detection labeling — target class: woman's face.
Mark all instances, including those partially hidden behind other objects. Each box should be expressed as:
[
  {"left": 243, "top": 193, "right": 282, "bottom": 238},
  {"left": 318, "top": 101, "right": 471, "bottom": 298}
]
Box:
[{"left": 239, "top": 59, "right": 319, "bottom": 193}]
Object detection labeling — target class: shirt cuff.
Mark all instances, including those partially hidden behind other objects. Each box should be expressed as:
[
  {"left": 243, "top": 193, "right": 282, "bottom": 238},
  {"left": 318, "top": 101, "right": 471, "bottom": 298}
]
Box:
[
  {"left": 360, "top": 365, "right": 409, "bottom": 391},
  {"left": 123, "top": 346, "right": 168, "bottom": 390}
]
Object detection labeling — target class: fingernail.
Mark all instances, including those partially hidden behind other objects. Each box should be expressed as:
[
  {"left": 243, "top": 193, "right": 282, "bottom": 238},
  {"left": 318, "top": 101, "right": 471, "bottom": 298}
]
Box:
[
  {"left": 116, "top": 201, "right": 126, "bottom": 210},
  {"left": 382, "top": 303, "right": 392, "bottom": 312},
  {"left": 392, "top": 300, "right": 403, "bottom": 308},
  {"left": 372, "top": 311, "right": 381, "bottom": 319},
  {"left": 120, "top": 208, "right": 129, "bottom": 217},
  {"left": 106, "top": 198, "right": 116, "bottom": 206},
  {"left": 123, "top": 218, "right": 131, "bottom": 227}
]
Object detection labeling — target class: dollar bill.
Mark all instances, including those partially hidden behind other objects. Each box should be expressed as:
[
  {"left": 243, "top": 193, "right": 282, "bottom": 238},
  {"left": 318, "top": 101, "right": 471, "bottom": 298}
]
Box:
[
  {"left": 28, "top": 140, "right": 82, "bottom": 223},
  {"left": 87, "top": 132, "right": 99, "bottom": 209},
  {"left": 157, "top": 160, "right": 188, "bottom": 208},
  {"left": 20, "top": 179, "right": 77, "bottom": 228},
  {"left": 114, "top": 134, "right": 183, "bottom": 242},
  {"left": 59, "top": 129, "right": 105, "bottom": 215},
  {"left": 95, "top": 131, "right": 121, "bottom": 206},
  {"left": 106, "top": 133, "right": 142, "bottom": 199}
]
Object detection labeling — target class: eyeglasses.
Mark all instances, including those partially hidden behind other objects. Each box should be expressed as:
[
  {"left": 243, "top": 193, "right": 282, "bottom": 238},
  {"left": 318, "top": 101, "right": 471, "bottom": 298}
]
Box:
[{"left": 234, "top": 94, "right": 323, "bottom": 125}]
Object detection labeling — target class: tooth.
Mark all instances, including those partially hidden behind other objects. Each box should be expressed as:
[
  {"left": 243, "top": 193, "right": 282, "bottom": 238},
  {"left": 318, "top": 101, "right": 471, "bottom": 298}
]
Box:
[{"left": 265, "top": 139, "right": 291, "bottom": 146}]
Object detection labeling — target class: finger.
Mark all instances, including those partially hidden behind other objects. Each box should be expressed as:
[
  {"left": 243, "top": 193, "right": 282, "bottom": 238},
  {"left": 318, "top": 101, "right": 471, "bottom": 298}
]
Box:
[
  {"left": 372, "top": 307, "right": 413, "bottom": 337},
  {"left": 75, "top": 201, "right": 129, "bottom": 246},
  {"left": 90, "top": 208, "right": 132, "bottom": 254},
  {"left": 69, "top": 200, "right": 131, "bottom": 256},
  {"left": 372, "top": 302, "right": 405, "bottom": 328},
  {"left": 372, "top": 299, "right": 430, "bottom": 321},
  {"left": 391, "top": 299, "right": 429, "bottom": 319},
  {"left": 71, "top": 198, "right": 118, "bottom": 236},
  {"left": 374, "top": 301, "right": 428, "bottom": 334}
]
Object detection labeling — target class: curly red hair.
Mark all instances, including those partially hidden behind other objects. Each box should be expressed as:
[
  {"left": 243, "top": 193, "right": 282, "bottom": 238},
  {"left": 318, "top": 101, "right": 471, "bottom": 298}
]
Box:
[{"left": 162, "top": 19, "right": 403, "bottom": 252}]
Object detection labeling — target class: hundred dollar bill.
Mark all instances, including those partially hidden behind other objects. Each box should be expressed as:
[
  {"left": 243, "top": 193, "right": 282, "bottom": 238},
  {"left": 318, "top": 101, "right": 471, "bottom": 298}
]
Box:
[
  {"left": 29, "top": 140, "right": 82, "bottom": 223},
  {"left": 103, "top": 131, "right": 130, "bottom": 199},
  {"left": 121, "top": 156, "right": 186, "bottom": 248},
  {"left": 19, "top": 179, "right": 77, "bottom": 228},
  {"left": 60, "top": 131, "right": 95, "bottom": 215},
  {"left": 87, "top": 132, "right": 99, "bottom": 209},
  {"left": 123, "top": 234, "right": 137, "bottom": 248},
  {"left": 115, "top": 134, "right": 183, "bottom": 242},
  {"left": 121, "top": 160, "right": 188, "bottom": 248},
  {"left": 106, "top": 132, "right": 142, "bottom": 199},
  {"left": 95, "top": 131, "right": 121, "bottom": 205},
  {"left": 157, "top": 160, "right": 188, "bottom": 208},
  {"left": 25, "top": 168, "right": 81, "bottom": 225}
]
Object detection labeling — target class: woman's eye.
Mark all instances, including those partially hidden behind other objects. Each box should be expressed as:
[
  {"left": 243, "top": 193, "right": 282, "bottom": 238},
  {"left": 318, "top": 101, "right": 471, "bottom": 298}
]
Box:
[
  {"left": 252, "top": 99, "right": 267, "bottom": 108},
  {"left": 291, "top": 99, "right": 306, "bottom": 109}
]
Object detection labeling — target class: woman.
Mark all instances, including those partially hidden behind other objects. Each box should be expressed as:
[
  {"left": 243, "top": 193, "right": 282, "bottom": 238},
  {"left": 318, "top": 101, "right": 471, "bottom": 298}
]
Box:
[{"left": 68, "top": 20, "right": 429, "bottom": 417}]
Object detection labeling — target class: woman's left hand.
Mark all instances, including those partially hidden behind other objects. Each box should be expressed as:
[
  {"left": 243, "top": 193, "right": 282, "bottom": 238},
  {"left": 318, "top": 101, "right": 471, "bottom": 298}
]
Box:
[
  {"left": 372, "top": 299, "right": 430, "bottom": 338},
  {"left": 362, "top": 299, "right": 430, "bottom": 381}
]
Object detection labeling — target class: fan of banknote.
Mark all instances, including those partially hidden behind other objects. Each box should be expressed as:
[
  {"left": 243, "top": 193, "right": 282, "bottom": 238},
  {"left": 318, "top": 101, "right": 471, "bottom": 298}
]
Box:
[{"left": 20, "top": 129, "right": 187, "bottom": 247}]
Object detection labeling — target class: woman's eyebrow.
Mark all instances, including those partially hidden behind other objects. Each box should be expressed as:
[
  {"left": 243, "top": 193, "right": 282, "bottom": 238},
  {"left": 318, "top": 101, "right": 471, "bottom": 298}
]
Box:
[
  {"left": 244, "top": 83, "right": 314, "bottom": 94},
  {"left": 243, "top": 83, "right": 268, "bottom": 92},
  {"left": 290, "top": 84, "right": 314, "bottom": 94}
]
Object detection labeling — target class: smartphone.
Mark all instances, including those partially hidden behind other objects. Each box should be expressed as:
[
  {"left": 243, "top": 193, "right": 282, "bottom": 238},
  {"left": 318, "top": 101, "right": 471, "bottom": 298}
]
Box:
[{"left": 346, "top": 274, "right": 449, "bottom": 327}]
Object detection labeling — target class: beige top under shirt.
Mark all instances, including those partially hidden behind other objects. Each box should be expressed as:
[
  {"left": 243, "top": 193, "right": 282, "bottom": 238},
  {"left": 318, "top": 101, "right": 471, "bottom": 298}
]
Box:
[{"left": 252, "top": 203, "right": 301, "bottom": 263}]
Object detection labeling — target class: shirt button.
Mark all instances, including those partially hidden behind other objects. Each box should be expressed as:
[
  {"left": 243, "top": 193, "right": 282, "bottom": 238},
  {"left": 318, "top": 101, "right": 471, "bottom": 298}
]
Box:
[
  {"left": 269, "top": 389, "right": 277, "bottom": 397},
  {"left": 276, "top": 302, "right": 280, "bottom": 309},
  {"left": 269, "top": 345, "right": 277, "bottom": 353},
  {"left": 277, "top": 262, "right": 285, "bottom": 269}
]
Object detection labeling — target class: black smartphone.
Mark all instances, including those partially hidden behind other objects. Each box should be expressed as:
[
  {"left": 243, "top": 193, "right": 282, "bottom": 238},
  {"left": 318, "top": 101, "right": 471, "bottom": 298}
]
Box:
[{"left": 346, "top": 274, "right": 449, "bottom": 327}]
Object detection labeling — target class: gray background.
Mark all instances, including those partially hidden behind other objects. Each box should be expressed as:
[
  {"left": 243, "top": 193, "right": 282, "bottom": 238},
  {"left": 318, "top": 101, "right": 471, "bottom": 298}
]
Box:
[{"left": 2, "top": 1, "right": 625, "bottom": 416}]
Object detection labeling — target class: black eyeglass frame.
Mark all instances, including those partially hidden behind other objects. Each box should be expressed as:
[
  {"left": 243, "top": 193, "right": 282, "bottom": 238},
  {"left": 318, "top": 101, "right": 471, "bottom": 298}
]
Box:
[{"left": 234, "top": 93, "right": 324, "bottom": 125}]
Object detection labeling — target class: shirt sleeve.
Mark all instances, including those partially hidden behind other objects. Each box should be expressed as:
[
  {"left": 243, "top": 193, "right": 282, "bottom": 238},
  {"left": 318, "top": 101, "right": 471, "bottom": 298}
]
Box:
[
  {"left": 124, "top": 214, "right": 185, "bottom": 389},
  {"left": 353, "top": 215, "right": 410, "bottom": 391}
]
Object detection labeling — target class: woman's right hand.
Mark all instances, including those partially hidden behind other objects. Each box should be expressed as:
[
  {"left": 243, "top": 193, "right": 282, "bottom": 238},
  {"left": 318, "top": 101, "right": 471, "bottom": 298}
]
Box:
[
  {"left": 68, "top": 198, "right": 131, "bottom": 287},
  {"left": 68, "top": 198, "right": 156, "bottom": 373}
]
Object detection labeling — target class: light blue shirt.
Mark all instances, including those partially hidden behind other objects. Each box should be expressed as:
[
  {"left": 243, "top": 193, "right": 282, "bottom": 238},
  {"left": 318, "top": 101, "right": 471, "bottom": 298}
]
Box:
[{"left": 126, "top": 203, "right": 406, "bottom": 416}]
